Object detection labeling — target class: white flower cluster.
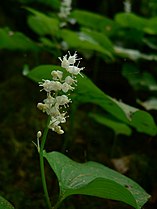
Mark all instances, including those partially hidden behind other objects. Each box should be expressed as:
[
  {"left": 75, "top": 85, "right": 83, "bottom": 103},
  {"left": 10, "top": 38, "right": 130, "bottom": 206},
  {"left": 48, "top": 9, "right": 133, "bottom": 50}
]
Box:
[
  {"left": 58, "top": 0, "right": 72, "bottom": 19},
  {"left": 37, "top": 51, "right": 84, "bottom": 134},
  {"left": 123, "top": 0, "right": 132, "bottom": 13}
]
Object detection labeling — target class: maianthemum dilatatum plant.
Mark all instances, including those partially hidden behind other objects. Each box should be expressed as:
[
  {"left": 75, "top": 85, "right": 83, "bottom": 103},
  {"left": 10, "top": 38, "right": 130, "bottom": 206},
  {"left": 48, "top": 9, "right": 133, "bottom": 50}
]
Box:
[
  {"left": 33, "top": 51, "right": 150, "bottom": 209},
  {"left": 0, "top": 51, "right": 151, "bottom": 209}
]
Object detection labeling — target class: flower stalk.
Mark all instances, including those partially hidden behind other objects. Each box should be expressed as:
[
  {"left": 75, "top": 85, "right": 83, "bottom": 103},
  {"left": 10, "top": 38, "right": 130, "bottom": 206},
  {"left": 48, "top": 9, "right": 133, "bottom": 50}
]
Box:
[
  {"left": 39, "top": 117, "right": 51, "bottom": 209},
  {"left": 37, "top": 51, "right": 84, "bottom": 208}
]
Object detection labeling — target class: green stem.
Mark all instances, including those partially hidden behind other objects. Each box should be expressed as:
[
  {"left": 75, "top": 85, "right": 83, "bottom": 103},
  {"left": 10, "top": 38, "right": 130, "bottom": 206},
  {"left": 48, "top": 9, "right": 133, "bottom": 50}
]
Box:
[{"left": 39, "top": 117, "right": 52, "bottom": 209}]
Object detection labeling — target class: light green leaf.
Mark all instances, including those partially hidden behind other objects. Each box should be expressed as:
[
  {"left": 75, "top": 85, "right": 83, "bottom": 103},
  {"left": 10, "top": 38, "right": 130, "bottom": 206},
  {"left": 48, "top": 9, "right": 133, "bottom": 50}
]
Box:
[
  {"left": 71, "top": 10, "right": 119, "bottom": 36},
  {"left": 0, "top": 27, "right": 38, "bottom": 51},
  {"left": 115, "top": 13, "right": 148, "bottom": 31},
  {"left": 0, "top": 196, "right": 14, "bottom": 209},
  {"left": 27, "top": 8, "right": 59, "bottom": 36},
  {"left": 81, "top": 28, "right": 114, "bottom": 54},
  {"left": 89, "top": 113, "right": 132, "bottom": 136},
  {"left": 44, "top": 151, "right": 150, "bottom": 209},
  {"left": 60, "top": 29, "right": 112, "bottom": 58}
]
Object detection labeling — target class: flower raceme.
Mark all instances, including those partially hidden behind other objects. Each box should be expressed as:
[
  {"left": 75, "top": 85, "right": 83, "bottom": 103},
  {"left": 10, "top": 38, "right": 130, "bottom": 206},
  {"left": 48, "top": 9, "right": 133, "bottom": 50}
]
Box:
[{"left": 37, "top": 51, "right": 84, "bottom": 134}]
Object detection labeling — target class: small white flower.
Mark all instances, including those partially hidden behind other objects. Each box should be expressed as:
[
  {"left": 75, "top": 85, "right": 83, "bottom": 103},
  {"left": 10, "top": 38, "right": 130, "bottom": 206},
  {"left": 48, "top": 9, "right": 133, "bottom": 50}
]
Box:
[
  {"left": 37, "top": 103, "right": 49, "bottom": 112},
  {"left": 48, "top": 106, "right": 60, "bottom": 117},
  {"left": 62, "top": 82, "right": 74, "bottom": 92},
  {"left": 44, "top": 95, "right": 55, "bottom": 106},
  {"left": 59, "top": 55, "right": 70, "bottom": 69},
  {"left": 55, "top": 95, "right": 71, "bottom": 106},
  {"left": 67, "top": 65, "right": 84, "bottom": 76},
  {"left": 54, "top": 126, "right": 64, "bottom": 134},
  {"left": 67, "top": 51, "right": 82, "bottom": 65},
  {"left": 65, "top": 76, "right": 76, "bottom": 85},
  {"left": 40, "top": 80, "right": 62, "bottom": 92},
  {"left": 51, "top": 70, "right": 63, "bottom": 81}
]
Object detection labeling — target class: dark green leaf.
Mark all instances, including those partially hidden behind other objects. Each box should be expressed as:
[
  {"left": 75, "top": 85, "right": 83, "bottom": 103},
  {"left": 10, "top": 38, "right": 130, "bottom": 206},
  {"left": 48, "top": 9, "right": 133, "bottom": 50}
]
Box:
[{"left": 89, "top": 113, "right": 132, "bottom": 136}]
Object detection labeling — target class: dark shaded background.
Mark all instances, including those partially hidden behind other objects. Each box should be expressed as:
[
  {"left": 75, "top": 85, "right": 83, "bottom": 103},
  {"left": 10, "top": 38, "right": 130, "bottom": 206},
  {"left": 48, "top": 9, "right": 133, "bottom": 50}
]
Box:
[{"left": 0, "top": 0, "right": 157, "bottom": 209}]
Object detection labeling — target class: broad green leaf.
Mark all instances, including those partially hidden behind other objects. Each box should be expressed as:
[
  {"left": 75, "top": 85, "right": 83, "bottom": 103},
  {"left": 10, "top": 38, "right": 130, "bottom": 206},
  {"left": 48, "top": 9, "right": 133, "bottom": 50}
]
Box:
[
  {"left": 44, "top": 151, "right": 150, "bottom": 209},
  {"left": 71, "top": 10, "right": 119, "bottom": 36},
  {"left": 115, "top": 13, "right": 148, "bottom": 31},
  {"left": 60, "top": 29, "right": 112, "bottom": 58},
  {"left": 0, "top": 27, "right": 38, "bottom": 51},
  {"left": 27, "top": 8, "right": 59, "bottom": 36},
  {"left": 26, "top": 65, "right": 157, "bottom": 136},
  {"left": 89, "top": 113, "right": 132, "bottom": 136},
  {"left": 0, "top": 196, "right": 14, "bottom": 209},
  {"left": 81, "top": 28, "right": 114, "bottom": 54}
]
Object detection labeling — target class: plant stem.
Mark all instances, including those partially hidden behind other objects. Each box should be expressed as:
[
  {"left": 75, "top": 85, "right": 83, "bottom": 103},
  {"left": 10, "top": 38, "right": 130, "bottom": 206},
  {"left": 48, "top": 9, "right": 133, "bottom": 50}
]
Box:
[{"left": 39, "top": 117, "right": 52, "bottom": 209}]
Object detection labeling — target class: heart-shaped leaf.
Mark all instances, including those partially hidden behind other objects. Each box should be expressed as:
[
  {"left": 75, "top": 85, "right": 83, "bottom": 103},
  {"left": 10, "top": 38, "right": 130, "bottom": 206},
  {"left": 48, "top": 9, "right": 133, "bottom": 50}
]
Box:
[{"left": 44, "top": 151, "right": 150, "bottom": 209}]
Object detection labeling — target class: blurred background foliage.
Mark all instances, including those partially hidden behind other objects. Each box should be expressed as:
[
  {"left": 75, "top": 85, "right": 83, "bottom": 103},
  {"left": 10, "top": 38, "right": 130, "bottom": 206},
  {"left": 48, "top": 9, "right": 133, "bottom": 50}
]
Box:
[{"left": 1, "top": 0, "right": 157, "bottom": 209}]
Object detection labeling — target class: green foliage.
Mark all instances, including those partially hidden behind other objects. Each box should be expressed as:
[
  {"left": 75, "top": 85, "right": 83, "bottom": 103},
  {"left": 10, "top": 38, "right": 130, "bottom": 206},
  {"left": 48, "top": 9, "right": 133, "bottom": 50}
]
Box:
[
  {"left": 44, "top": 151, "right": 150, "bottom": 209},
  {"left": 26, "top": 65, "right": 157, "bottom": 136},
  {"left": 2, "top": 1, "right": 157, "bottom": 208},
  {"left": 27, "top": 8, "right": 59, "bottom": 36},
  {"left": 60, "top": 29, "right": 113, "bottom": 58},
  {"left": 115, "top": 13, "right": 148, "bottom": 31},
  {"left": 71, "top": 10, "right": 119, "bottom": 36},
  {"left": 0, "top": 196, "right": 14, "bottom": 209},
  {"left": 0, "top": 28, "right": 38, "bottom": 51},
  {"left": 89, "top": 113, "right": 132, "bottom": 136},
  {"left": 122, "top": 64, "right": 157, "bottom": 91}
]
